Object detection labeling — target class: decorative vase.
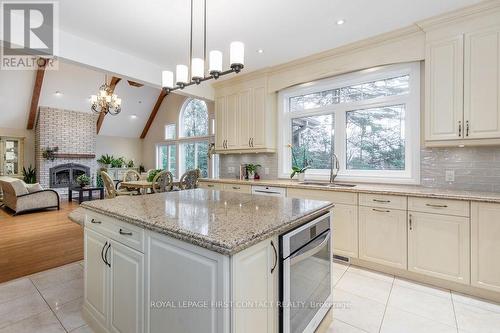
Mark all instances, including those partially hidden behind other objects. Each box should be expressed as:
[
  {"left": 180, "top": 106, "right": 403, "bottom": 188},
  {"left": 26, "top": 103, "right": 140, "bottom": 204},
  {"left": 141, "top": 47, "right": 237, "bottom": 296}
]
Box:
[
  {"left": 298, "top": 173, "right": 305, "bottom": 182},
  {"left": 248, "top": 171, "right": 255, "bottom": 180}
]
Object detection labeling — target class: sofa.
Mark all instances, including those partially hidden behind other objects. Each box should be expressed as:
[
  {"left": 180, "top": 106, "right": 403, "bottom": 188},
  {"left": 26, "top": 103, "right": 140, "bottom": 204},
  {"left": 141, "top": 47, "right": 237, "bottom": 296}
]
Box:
[{"left": 0, "top": 176, "right": 60, "bottom": 215}]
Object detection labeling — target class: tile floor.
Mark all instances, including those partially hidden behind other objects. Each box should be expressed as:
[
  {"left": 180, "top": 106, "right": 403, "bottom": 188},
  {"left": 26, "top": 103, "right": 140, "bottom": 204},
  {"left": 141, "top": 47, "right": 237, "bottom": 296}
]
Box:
[{"left": 1, "top": 261, "right": 500, "bottom": 332}]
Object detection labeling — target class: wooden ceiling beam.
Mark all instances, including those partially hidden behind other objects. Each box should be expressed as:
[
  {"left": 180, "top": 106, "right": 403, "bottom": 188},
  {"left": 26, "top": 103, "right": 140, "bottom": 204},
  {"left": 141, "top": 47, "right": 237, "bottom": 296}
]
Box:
[
  {"left": 127, "top": 80, "right": 144, "bottom": 87},
  {"left": 26, "top": 59, "right": 47, "bottom": 130},
  {"left": 96, "top": 76, "right": 121, "bottom": 134},
  {"left": 140, "top": 90, "right": 168, "bottom": 139}
]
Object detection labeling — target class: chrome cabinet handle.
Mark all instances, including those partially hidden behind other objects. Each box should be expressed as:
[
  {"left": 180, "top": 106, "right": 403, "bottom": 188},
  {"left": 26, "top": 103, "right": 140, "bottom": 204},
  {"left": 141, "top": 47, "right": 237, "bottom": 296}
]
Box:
[
  {"left": 207, "top": 184, "right": 215, "bottom": 188},
  {"left": 251, "top": 138, "right": 254, "bottom": 147},
  {"left": 426, "top": 203, "right": 448, "bottom": 208},
  {"left": 372, "top": 208, "right": 390, "bottom": 213},
  {"left": 232, "top": 186, "right": 241, "bottom": 190},
  {"left": 248, "top": 138, "right": 251, "bottom": 147},
  {"left": 458, "top": 121, "right": 462, "bottom": 137},
  {"left": 270, "top": 240, "right": 277, "bottom": 274},
  {"left": 409, "top": 214, "right": 413, "bottom": 231},
  {"left": 466, "top": 121, "right": 470, "bottom": 137},
  {"left": 91, "top": 219, "right": 102, "bottom": 224},
  {"left": 373, "top": 199, "right": 391, "bottom": 203},
  {"left": 119, "top": 229, "right": 133, "bottom": 236}
]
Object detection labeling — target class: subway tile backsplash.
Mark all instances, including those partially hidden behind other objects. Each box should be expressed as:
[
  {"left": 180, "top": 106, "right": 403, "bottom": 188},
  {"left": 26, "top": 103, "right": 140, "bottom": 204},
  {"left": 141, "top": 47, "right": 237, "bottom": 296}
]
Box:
[{"left": 219, "top": 147, "right": 500, "bottom": 193}]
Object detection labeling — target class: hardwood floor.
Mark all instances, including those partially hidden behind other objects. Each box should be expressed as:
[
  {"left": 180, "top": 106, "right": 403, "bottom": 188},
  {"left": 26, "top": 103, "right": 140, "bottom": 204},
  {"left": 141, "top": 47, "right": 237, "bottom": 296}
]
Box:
[{"left": 0, "top": 201, "right": 83, "bottom": 283}]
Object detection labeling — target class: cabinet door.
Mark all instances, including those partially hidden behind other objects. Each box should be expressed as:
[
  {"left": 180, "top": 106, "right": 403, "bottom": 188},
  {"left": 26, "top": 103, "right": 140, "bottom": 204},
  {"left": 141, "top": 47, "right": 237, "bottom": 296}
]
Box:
[
  {"left": 464, "top": 28, "right": 500, "bottom": 139},
  {"left": 238, "top": 89, "right": 252, "bottom": 149},
  {"left": 148, "top": 233, "right": 229, "bottom": 333},
  {"left": 222, "top": 183, "right": 252, "bottom": 194},
  {"left": 225, "top": 93, "right": 240, "bottom": 149},
  {"left": 84, "top": 228, "right": 109, "bottom": 326},
  {"left": 332, "top": 204, "right": 358, "bottom": 258},
  {"left": 471, "top": 202, "right": 500, "bottom": 292},
  {"left": 108, "top": 240, "right": 144, "bottom": 333},
  {"left": 359, "top": 207, "right": 407, "bottom": 269},
  {"left": 215, "top": 96, "right": 226, "bottom": 150},
  {"left": 408, "top": 212, "right": 470, "bottom": 284},
  {"left": 232, "top": 238, "right": 277, "bottom": 333},
  {"left": 425, "top": 36, "right": 464, "bottom": 141},
  {"left": 250, "top": 86, "right": 267, "bottom": 148}
]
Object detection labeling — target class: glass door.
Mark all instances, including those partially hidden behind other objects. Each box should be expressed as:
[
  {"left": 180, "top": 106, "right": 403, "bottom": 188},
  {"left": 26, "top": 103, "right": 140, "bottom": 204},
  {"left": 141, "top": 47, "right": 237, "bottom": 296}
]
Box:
[{"left": 1, "top": 138, "right": 23, "bottom": 177}]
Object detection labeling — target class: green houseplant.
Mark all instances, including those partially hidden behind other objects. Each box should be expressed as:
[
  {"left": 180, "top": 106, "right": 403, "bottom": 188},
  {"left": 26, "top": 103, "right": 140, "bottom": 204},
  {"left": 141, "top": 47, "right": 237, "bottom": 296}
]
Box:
[
  {"left": 76, "top": 174, "right": 91, "bottom": 188},
  {"left": 147, "top": 169, "right": 163, "bottom": 182},
  {"left": 111, "top": 157, "right": 126, "bottom": 168},
  {"left": 246, "top": 164, "right": 261, "bottom": 180},
  {"left": 290, "top": 145, "right": 310, "bottom": 181},
  {"left": 22, "top": 165, "right": 37, "bottom": 184},
  {"left": 42, "top": 147, "right": 59, "bottom": 161},
  {"left": 97, "top": 154, "right": 114, "bottom": 168}
]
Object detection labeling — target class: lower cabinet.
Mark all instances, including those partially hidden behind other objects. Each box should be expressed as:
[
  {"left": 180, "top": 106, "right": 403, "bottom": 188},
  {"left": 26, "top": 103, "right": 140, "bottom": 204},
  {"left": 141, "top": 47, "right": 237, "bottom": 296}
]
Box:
[
  {"left": 223, "top": 183, "right": 252, "bottom": 194},
  {"left": 407, "top": 212, "right": 470, "bottom": 284},
  {"left": 359, "top": 207, "right": 407, "bottom": 270},
  {"left": 471, "top": 202, "right": 500, "bottom": 292},
  {"left": 331, "top": 204, "right": 358, "bottom": 258},
  {"left": 84, "top": 228, "right": 145, "bottom": 333}
]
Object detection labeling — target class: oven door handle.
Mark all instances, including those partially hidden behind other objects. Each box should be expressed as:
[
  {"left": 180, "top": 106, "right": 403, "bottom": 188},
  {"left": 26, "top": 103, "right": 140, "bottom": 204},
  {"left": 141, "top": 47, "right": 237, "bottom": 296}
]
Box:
[{"left": 290, "top": 230, "right": 331, "bottom": 266}]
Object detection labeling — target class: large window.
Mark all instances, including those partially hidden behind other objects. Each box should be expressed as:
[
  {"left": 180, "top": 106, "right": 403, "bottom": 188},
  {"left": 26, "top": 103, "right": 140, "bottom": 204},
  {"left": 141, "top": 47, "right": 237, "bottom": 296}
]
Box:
[
  {"left": 156, "top": 98, "right": 217, "bottom": 178},
  {"left": 278, "top": 63, "right": 420, "bottom": 184}
]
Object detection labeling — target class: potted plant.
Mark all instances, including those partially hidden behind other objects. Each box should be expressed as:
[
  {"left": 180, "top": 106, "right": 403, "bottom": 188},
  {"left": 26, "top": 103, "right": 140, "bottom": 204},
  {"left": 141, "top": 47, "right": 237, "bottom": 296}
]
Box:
[
  {"left": 111, "top": 157, "right": 126, "bottom": 168},
  {"left": 246, "top": 164, "right": 261, "bottom": 180},
  {"left": 127, "top": 159, "right": 135, "bottom": 168},
  {"left": 290, "top": 145, "right": 310, "bottom": 182},
  {"left": 97, "top": 154, "right": 114, "bottom": 168},
  {"left": 42, "top": 147, "right": 59, "bottom": 161},
  {"left": 147, "top": 169, "right": 163, "bottom": 182},
  {"left": 76, "top": 174, "right": 91, "bottom": 188},
  {"left": 22, "top": 165, "right": 37, "bottom": 184}
]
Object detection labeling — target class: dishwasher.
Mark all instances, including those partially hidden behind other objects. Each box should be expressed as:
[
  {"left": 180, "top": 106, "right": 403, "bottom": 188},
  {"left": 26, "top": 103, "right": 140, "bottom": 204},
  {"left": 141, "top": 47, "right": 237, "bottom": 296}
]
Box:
[{"left": 251, "top": 185, "right": 286, "bottom": 197}]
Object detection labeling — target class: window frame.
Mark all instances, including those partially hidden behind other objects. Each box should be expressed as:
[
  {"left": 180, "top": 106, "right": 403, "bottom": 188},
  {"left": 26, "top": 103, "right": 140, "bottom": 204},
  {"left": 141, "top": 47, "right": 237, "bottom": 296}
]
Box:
[
  {"left": 278, "top": 63, "right": 421, "bottom": 184},
  {"left": 155, "top": 98, "right": 216, "bottom": 178},
  {"left": 164, "top": 123, "right": 177, "bottom": 141}
]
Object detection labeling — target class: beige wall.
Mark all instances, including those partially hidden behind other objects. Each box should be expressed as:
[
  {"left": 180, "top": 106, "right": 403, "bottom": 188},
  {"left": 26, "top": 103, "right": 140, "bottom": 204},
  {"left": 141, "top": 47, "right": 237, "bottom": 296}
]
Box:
[
  {"left": 0, "top": 127, "right": 35, "bottom": 170},
  {"left": 141, "top": 93, "right": 214, "bottom": 170},
  {"left": 96, "top": 135, "right": 143, "bottom": 166}
]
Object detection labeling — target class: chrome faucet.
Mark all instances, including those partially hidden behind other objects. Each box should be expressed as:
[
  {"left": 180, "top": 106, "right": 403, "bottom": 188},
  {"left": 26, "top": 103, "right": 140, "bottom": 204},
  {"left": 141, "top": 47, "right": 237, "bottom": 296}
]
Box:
[{"left": 329, "top": 152, "right": 340, "bottom": 183}]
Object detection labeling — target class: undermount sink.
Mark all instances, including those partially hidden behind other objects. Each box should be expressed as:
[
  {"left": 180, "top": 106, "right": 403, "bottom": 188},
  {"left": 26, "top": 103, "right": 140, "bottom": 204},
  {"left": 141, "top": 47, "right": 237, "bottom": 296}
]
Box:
[{"left": 298, "top": 181, "right": 356, "bottom": 188}]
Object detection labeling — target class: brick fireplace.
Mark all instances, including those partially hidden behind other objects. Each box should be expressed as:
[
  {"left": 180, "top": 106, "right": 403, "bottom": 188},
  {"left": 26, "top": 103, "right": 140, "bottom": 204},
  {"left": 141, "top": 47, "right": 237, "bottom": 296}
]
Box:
[{"left": 35, "top": 107, "right": 98, "bottom": 198}]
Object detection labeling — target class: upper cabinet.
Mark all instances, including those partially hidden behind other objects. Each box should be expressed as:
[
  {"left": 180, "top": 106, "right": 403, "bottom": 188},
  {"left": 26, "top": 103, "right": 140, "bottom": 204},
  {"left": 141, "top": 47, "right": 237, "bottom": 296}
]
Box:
[
  {"left": 425, "top": 20, "right": 500, "bottom": 146},
  {"left": 214, "top": 76, "right": 276, "bottom": 153}
]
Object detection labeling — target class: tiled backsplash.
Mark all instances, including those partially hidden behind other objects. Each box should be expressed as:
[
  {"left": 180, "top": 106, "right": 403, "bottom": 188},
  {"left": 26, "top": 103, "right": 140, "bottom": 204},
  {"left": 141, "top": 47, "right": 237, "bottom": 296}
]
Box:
[
  {"left": 219, "top": 153, "right": 279, "bottom": 179},
  {"left": 220, "top": 147, "right": 500, "bottom": 192}
]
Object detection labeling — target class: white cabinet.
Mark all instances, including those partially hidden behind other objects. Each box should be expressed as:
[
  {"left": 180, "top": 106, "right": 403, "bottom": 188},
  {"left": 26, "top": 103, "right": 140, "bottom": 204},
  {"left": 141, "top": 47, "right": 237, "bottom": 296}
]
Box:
[
  {"left": 464, "top": 27, "right": 500, "bottom": 139},
  {"left": 358, "top": 207, "right": 407, "bottom": 270},
  {"left": 83, "top": 227, "right": 144, "bottom": 333},
  {"left": 222, "top": 183, "right": 252, "bottom": 194},
  {"left": 425, "top": 36, "right": 464, "bottom": 141},
  {"left": 425, "top": 24, "right": 500, "bottom": 145},
  {"left": 232, "top": 238, "right": 278, "bottom": 333},
  {"left": 214, "top": 76, "right": 276, "bottom": 153},
  {"left": 407, "top": 212, "right": 470, "bottom": 284},
  {"left": 0, "top": 137, "right": 24, "bottom": 177},
  {"left": 471, "top": 202, "right": 500, "bottom": 293},
  {"left": 147, "top": 232, "right": 230, "bottom": 333}
]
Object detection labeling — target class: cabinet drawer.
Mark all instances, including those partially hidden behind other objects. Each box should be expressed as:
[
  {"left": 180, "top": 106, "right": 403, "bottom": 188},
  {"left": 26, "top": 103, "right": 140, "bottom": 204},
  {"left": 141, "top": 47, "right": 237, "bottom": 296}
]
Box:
[
  {"left": 199, "top": 182, "right": 224, "bottom": 190},
  {"left": 408, "top": 197, "right": 469, "bottom": 217},
  {"left": 359, "top": 194, "right": 407, "bottom": 210},
  {"left": 286, "top": 188, "right": 357, "bottom": 205},
  {"left": 85, "top": 211, "right": 145, "bottom": 253},
  {"left": 222, "top": 183, "right": 252, "bottom": 194}
]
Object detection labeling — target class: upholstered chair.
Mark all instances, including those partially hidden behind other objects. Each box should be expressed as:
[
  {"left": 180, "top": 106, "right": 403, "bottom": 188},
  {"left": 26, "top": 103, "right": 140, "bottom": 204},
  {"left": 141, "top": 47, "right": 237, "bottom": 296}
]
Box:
[
  {"left": 179, "top": 169, "right": 201, "bottom": 190},
  {"left": 152, "top": 170, "right": 174, "bottom": 193}
]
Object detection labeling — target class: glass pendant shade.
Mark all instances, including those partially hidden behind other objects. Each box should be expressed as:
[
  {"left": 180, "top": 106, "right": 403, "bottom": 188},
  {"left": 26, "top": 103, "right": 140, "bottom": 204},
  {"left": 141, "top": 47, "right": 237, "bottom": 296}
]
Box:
[
  {"left": 191, "top": 58, "right": 204, "bottom": 80},
  {"left": 230, "top": 41, "right": 245, "bottom": 66},
  {"left": 176, "top": 65, "right": 189, "bottom": 85},
  {"left": 162, "top": 70, "right": 174, "bottom": 88},
  {"left": 209, "top": 50, "right": 223, "bottom": 73}
]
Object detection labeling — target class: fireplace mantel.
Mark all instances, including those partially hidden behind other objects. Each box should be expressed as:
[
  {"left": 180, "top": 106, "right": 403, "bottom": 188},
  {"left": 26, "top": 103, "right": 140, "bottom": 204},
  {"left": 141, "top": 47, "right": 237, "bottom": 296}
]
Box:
[{"left": 52, "top": 153, "right": 96, "bottom": 159}]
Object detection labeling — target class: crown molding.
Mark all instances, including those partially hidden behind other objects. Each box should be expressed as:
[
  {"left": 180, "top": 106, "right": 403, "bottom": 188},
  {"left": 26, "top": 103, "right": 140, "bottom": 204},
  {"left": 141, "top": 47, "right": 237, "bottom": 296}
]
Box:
[{"left": 417, "top": 0, "right": 500, "bottom": 31}]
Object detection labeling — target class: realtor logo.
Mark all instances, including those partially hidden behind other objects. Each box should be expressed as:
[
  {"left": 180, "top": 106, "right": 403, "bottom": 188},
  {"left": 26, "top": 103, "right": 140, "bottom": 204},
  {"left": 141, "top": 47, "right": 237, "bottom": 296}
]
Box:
[{"left": 1, "top": 1, "right": 59, "bottom": 70}]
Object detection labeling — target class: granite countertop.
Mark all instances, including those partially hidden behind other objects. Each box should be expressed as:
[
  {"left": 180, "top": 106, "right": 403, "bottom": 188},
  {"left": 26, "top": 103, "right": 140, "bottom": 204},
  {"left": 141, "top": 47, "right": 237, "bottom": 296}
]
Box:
[
  {"left": 200, "top": 178, "right": 500, "bottom": 204},
  {"left": 80, "top": 189, "right": 333, "bottom": 255}
]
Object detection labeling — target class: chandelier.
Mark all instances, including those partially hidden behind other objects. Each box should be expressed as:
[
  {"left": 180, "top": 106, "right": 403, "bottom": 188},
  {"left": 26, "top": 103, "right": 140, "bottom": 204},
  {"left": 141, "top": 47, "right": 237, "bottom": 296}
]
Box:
[
  {"left": 161, "top": 0, "right": 244, "bottom": 92},
  {"left": 90, "top": 76, "right": 122, "bottom": 116}
]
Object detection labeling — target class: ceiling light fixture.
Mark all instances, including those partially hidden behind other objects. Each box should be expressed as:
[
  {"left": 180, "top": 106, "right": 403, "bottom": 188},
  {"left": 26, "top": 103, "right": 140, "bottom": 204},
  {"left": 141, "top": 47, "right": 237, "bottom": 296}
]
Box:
[
  {"left": 90, "top": 75, "right": 122, "bottom": 116},
  {"left": 130, "top": 114, "right": 138, "bottom": 119},
  {"left": 257, "top": 49, "right": 264, "bottom": 54},
  {"left": 336, "top": 19, "right": 345, "bottom": 25},
  {"left": 54, "top": 91, "right": 62, "bottom": 96},
  {"left": 161, "top": 0, "right": 244, "bottom": 92}
]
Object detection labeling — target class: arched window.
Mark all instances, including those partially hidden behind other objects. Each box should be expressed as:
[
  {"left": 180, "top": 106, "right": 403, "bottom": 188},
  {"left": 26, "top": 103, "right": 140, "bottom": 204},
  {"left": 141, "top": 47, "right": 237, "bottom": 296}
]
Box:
[{"left": 180, "top": 99, "right": 208, "bottom": 138}]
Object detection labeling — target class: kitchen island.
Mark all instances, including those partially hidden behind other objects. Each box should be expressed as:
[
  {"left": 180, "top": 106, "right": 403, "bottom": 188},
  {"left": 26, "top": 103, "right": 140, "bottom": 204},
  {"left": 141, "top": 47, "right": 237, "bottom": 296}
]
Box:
[{"left": 79, "top": 189, "right": 333, "bottom": 333}]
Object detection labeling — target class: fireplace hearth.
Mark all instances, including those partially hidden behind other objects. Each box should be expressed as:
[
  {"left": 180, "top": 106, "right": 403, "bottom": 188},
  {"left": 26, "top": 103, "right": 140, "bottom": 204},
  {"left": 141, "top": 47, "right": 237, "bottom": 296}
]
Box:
[{"left": 49, "top": 163, "right": 90, "bottom": 188}]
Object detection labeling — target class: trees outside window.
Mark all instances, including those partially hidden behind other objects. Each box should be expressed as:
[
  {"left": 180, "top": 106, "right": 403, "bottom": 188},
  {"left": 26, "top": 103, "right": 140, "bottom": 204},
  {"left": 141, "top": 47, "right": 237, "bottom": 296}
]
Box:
[{"left": 279, "top": 63, "right": 420, "bottom": 184}]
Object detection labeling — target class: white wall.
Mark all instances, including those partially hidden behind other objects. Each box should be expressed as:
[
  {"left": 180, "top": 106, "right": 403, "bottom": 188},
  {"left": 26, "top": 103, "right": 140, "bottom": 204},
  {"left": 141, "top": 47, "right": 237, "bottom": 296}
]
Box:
[{"left": 96, "top": 135, "right": 143, "bottom": 167}]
